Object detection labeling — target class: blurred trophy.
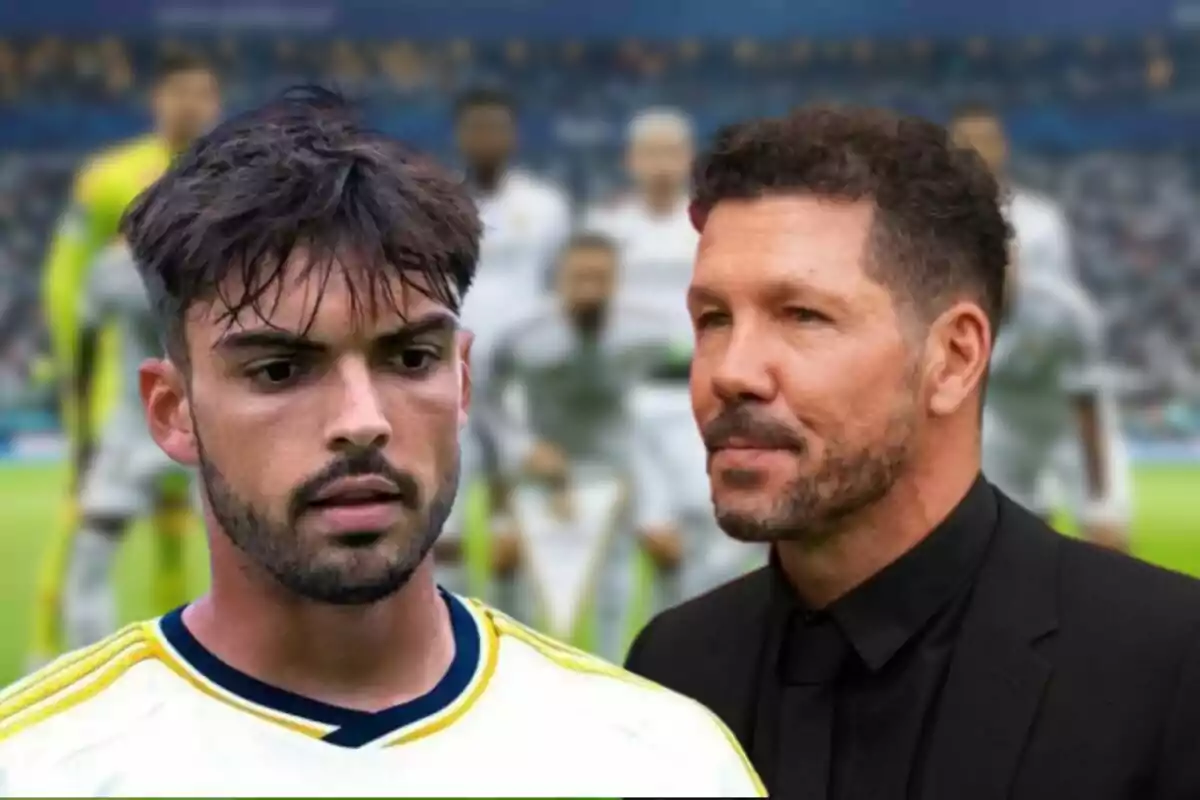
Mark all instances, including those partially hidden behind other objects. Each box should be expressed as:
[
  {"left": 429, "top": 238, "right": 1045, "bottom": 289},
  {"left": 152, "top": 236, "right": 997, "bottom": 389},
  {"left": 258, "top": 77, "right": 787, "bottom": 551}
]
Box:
[{"left": 510, "top": 463, "right": 628, "bottom": 642}]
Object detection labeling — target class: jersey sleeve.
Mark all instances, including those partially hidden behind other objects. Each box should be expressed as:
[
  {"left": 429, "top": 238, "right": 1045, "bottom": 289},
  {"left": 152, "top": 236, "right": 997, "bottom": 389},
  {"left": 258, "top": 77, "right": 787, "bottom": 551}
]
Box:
[
  {"left": 1039, "top": 203, "right": 1078, "bottom": 280},
  {"left": 41, "top": 161, "right": 115, "bottom": 372},
  {"left": 543, "top": 186, "right": 573, "bottom": 255},
  {"left": 537, "top": 186, "right": 574, "bottom": 287},
  {"left": 682, "top": 706, "right": 768, "bottom": 797}
]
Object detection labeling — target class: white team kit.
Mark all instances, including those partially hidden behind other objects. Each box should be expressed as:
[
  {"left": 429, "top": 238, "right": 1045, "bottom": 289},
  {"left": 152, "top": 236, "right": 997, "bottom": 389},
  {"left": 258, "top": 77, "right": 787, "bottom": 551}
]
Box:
[
  {"left": 984, "top": 269, "right": 1110, "bottom": 514},
  {"left": 985, "top": 189, "right": 1132, "bottom": 520},
  {"left": 480, "top": 299, "right": 682, "bottom": 661},
  {"left": 585, "top": 196, "right": 763, "bottom": 598},
  {"left": 441, "top": 168, "right": 572, "bottom": 591},
  {"left": 78, "top": 243, "right": 192, "bottom": 519},
  {"left": 0, "top": 592, "right": 764, "bottom": 797},
  {"left": 458, "top": 168, "right": 572, "bottom": 381}
]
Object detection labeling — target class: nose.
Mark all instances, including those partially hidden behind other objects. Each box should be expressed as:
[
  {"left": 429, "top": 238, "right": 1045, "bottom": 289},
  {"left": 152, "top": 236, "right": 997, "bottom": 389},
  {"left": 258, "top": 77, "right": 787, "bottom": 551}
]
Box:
[
  {"left": 326, "top": 358, "right": 392, "bottom": 453},
  {"left": 710, "top": 320, "right": 778, "bottom": 405}
]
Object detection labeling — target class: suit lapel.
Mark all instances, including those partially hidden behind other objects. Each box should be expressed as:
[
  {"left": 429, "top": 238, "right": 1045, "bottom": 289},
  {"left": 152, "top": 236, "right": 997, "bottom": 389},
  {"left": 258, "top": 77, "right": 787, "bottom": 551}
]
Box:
[{"left": 921, "top": 495, "right": 1061, "bottom": 800}]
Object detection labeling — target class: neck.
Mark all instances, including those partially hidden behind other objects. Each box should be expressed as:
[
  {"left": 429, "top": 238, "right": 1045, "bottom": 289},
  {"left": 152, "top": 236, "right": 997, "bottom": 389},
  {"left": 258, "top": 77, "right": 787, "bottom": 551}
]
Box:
[
  {"left": 776, "top": 429, "right": 980, "bottom": 609},
  {"left": 158, "top": 130, "right": 191, "bottom": 156},
  {"left": 469, "top": 164, "right": 506, "bottom": 194},
  {"left": 641, "top": 186, "right": 684, "bottom": 216},
  {"left": 569, "top": 306, "right": 608, "bottom": 335},
  {"left": 187, "top": 536, "right": 454, "bottom": 712}
]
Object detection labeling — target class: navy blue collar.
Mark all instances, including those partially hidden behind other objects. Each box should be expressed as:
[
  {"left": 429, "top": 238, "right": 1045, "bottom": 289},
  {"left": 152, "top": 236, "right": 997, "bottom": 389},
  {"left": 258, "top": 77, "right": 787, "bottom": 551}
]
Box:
[{"left": 159, "top": 590, "right": 482, "bottom": 748}]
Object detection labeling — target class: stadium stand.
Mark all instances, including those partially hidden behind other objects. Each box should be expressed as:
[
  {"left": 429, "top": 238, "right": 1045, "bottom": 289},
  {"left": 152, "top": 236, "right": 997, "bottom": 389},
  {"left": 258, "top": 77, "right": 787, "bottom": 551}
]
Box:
[{"left": 0, "top": 34, "right": 1198, "bottom": 434}]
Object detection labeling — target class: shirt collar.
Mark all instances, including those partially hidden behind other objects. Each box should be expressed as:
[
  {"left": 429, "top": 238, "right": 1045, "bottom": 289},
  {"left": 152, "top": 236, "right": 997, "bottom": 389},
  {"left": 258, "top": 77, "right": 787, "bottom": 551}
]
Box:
[{"left": 770, "top": 474, "right": 997, "bottom": 673}]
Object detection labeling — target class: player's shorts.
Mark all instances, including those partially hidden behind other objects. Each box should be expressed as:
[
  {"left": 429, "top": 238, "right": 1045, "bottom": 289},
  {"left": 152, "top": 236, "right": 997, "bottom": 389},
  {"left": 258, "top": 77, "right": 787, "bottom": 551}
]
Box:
[
  {"left": 1039, "top": 429, "right": 1133, "bottom": 524},
  {"left": 80, "top": 408, "right": 192, "bottom": 519}
]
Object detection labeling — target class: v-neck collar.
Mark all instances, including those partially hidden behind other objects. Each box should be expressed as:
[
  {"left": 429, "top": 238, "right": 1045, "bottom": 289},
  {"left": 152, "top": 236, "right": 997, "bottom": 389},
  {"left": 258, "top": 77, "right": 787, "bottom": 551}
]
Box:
[{"left": 156, "top": 591, "right": 489, "bottom": 748}]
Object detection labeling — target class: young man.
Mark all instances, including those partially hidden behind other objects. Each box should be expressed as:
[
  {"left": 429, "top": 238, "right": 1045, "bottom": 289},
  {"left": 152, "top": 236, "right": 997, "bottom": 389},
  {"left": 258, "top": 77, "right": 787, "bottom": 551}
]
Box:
[
  {"left": 480, "top": 233, "right": 678, "bottom": 661},
  {"left": 950, "top": 105, "right": 1132, "bottom": 549},
  {"left": 63, "top": 239, "right": 196, "bottom": 650},
  {"left": 32, "top": 53, "right": 221, "bottom": 665},
  {"left": 0, "top": 89, "right": 763, "bottom": 798},
  {"left": 438, "top": 87, "right": 571, "bottom": 601}
]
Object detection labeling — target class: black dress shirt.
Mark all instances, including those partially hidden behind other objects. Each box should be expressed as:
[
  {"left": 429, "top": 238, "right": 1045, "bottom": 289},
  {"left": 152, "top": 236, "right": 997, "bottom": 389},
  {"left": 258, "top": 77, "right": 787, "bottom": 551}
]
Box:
[{"left": 750, "top": 476, "right": 997, "bottom": 799}]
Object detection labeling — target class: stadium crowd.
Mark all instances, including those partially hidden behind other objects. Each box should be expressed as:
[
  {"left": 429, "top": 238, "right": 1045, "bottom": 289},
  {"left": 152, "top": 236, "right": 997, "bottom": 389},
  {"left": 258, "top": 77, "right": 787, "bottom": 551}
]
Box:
[{"left": 1, "top": 33, "right": 1199, "bottom": 432}]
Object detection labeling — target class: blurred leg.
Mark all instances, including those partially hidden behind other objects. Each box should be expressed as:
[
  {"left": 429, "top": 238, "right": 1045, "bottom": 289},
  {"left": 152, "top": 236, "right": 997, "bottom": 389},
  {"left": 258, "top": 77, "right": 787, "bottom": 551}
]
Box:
[{"left": 62, "top": 516, "right": 124, "bottom": 651}]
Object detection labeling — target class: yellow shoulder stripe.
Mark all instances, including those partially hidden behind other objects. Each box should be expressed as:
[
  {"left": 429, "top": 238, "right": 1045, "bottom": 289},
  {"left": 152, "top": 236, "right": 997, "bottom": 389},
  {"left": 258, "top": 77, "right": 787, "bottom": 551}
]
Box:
[
  {"left": 0, "top": 626, "right": 153, "bottom": 743},
  {"left": 145, "top": 635, "right": 330, "bottom": 740},
  {"left": 0, "top": 624, "right": 145, "bottom": 710},
  {"left": 711, "top": 712, "right": 768, "bottom": 797},
  {"left": 485, "top": 604, "right": 658, "bottom": 689},
  {"left": 485, "top": 604, "right": 765, "bottom": 796},
  {"left": 384, "top": 600, "right": 501, "bottom": 748}
]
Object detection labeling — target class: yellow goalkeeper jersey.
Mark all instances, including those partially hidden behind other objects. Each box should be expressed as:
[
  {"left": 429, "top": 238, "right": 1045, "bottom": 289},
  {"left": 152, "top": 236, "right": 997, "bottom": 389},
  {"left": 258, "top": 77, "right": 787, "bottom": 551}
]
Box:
[{"left": 41, "top": 134, "right": 172, "bottom": 436}]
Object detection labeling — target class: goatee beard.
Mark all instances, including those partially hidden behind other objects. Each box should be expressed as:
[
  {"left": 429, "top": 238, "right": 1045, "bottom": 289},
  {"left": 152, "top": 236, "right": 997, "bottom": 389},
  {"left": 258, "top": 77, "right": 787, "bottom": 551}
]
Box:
[{"left": 197, "top": 436, "right": 459, "bottom": 605}]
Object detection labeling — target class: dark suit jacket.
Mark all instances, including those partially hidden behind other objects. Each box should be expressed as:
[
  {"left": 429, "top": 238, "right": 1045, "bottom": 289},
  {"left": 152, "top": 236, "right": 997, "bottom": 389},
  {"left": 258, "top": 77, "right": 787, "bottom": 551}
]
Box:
[{"left": 626, "top": 489, "right": 1200, "bottom": 799}]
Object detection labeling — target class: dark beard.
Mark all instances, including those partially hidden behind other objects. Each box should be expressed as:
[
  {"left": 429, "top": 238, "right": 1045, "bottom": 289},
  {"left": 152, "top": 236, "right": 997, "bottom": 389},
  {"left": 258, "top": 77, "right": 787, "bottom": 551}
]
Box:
[
  {"left": 467, "top": 163, "right": 505, "bottom": 193},
  {"left": 197, "top": 437, "right": 459, "bottom": 606},
  {"left": 707, "top": 378, "right": 917, "bottom": 545},
  {"left": 572, "top": 304, "right": 607, "bottom": 335},
  {"left": 715, "top": 432, "right": 911, "bottom": 545}
]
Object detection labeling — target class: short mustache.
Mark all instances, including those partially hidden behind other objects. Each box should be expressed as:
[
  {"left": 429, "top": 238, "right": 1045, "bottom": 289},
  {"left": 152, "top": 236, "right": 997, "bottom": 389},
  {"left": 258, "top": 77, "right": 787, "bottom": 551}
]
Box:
[
  {"left": 702, "top": 407, "right": 806, "bottom": 452},
  {"left": 289, "top": 449, "right": 421, "bottom": 520}
]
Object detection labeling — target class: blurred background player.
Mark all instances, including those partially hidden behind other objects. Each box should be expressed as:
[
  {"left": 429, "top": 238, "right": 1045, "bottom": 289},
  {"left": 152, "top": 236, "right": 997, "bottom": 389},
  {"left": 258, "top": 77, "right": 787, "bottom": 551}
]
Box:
[
  {"left": 479, "top": 233, "right": 677, "bottom": 661},
  {"left": 30, "top": 53, "right": 221, "bottom": 665},
  {"left": 439, "top": 86, "right": 572, "bottom": 607},
  {"left": 0, "top": 12, "right": 1196, "bottom": 687},
  {"left": 63, "top": 239, "right": 195, "bottom": 649},
  {"left": 951, "top": 106, "right": 1132, "bottom": 550},
  {"left": 586, "top": 108, "right": 762, "bottom": 606}
]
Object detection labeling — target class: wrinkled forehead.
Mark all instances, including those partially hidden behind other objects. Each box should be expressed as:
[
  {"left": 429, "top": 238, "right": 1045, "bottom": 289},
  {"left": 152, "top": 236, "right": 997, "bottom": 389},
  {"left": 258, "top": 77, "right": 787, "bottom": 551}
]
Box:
[
  {"left": 692, "top": 197, "right": 882, "bottom": 300},
  {"left": 188, "top": 251, "right": 458, "bottom": 346}
]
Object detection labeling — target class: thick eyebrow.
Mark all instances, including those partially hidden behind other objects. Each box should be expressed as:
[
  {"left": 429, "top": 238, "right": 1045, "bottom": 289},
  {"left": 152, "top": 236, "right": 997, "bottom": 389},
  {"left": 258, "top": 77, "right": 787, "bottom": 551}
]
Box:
[
  {"left": 214, "top": 311, "right": 460, "bottom": 356},
  {"left": 372, "top": 312, "right": 459, "bottom": 349},
  {"left": 686, "top": 285, "right": 726, "bottom": 311}
]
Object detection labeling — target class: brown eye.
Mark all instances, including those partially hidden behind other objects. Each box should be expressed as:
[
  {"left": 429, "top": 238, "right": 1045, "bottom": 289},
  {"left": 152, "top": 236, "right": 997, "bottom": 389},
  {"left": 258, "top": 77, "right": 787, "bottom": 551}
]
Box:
[
  {"left": 786, "top": 307, "right": 832, "bottom": 324},
  {"left": 694, "top": 310, "right": 730, "bottom": 330},
  {"left": 246, "top": 358, "right": 307, "bottom": 390},
  {"left": 392, "top": 346, "right": 443, "bottom": 375}
]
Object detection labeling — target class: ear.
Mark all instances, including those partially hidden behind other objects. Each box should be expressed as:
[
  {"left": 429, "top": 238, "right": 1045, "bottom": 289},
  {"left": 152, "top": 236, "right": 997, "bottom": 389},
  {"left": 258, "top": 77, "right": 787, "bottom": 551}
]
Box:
[
  {"left": 139, "top": 357, "right": 198, "bottom": 466},
  {"left": 923, "top": 302, "right": 992, "bottom": 418},
  {"left": 456, "top": 329, "right": 474, "bottom": 430}
]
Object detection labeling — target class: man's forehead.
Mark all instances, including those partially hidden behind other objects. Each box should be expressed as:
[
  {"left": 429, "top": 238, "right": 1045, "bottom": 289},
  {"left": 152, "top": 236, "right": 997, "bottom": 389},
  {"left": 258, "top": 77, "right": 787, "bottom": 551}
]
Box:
[
  {"left": 693, "top": 197, "right": 877, "bottom": 296},
  {"left": 192, "top": 262, "right": 458, "bottom": 341}
]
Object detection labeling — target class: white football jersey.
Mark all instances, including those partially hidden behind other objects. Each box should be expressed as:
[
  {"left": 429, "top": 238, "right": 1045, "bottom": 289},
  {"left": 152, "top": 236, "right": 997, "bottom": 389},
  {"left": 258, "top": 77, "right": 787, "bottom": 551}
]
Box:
[
  {"left": 0, "top": 593, "right": 763, "bottom": 798},
  {"left": 459, "top": 169, "right": 572, "bottom": 371},
  {"left": 584, "top": 195, "right": 699, "bottom": 344},
  {"left": 983, "top": 272, "right": 1107, "bottom": 511},
  {"left": 1008, "top": 188, "right": 1076, "bottom": 281}
]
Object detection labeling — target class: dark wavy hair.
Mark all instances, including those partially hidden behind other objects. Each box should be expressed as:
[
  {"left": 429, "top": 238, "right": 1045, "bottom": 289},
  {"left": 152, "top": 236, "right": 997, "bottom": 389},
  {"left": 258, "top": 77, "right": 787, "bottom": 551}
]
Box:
[
  {"left": 122, "top": 86, "right": 480, "bottom": 363},
  {"left": 691, "top": 105, "right": 1012, "bottom": 334}
]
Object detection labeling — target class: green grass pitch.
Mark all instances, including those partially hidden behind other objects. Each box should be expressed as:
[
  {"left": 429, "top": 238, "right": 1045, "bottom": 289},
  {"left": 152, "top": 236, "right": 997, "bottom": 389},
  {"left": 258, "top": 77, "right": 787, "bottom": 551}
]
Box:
[{"left": 1, "top": 460, "right": 1198, "bottom": 687}]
